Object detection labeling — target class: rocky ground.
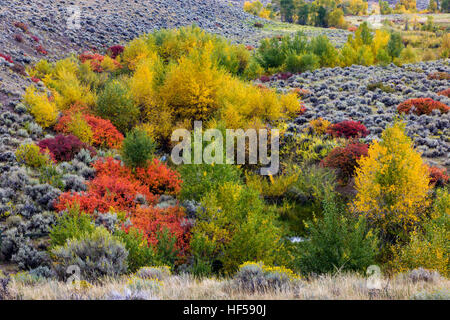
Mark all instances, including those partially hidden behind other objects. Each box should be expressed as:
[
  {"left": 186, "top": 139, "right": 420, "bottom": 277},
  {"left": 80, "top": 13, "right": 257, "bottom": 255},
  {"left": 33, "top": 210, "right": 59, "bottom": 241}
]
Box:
[{"left": 261, "top": 60, "right": 450, "bottom": 168}]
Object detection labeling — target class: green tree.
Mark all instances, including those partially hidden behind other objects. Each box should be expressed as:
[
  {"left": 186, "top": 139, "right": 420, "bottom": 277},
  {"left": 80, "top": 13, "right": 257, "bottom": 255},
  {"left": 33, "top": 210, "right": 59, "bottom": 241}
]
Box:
[
  {"left": 387, "top": 32, "right": 404, "bottom": 59},
  {"left": 379, "top": 0, "right": 393, "bottom": 14},
  {"left": 280, "top": 0, "right": 296, "bottom": 22},
  {"left": 296, "top": 194, "right": 378, "bottom": 275},
  {"left": 297, "top": 3, "right": 310, "bottom": 25},
  {"left": 121, "top": 128, "right": 157, "bottom": 168},
  {"left": 442, "top": 0, "right": 450, "bottom": 12},
  {"left": 428, "top": 0, "right": 438, "bottom": 12},
  {"left": 316, "top": 5, "right": 328, "bottom": 27}
]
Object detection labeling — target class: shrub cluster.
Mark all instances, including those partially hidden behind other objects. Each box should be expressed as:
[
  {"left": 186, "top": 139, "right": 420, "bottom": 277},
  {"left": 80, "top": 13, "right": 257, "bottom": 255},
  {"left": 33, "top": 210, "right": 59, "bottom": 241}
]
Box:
[
  {"left": 397, "top": 98, "right": 449, "bottom": 115},
  {"left": 327, "top": 120, "right": 369, "bottom": 139},
  {"left": 231, "top": 261, "right": 300, "bottom": 293},
  {"left": 352, "top": 121, "right": 431, "bottom": 248},
  {"left": 38, "top": 135, "right": 94, "bottom": 162},
  {"left": 255, "top": 24, "right": 405, "bottom": 74},
  {"left": 55, "top": 109, "right": 124, "bottom": 149},
  {"left": 15, "top": 143, "right": 51, "bottom": 168},
  {"left": 321, "top": 142, "right": 369, "bottom": 182}
]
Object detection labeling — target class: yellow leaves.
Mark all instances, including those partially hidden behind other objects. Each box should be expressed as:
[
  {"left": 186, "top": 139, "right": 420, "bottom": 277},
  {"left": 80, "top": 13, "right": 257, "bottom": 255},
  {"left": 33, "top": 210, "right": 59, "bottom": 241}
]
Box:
[
  {"left": 122, "top": 37, "right": 154, "bottom": 70},
  {"left": 45, "top": 63, "right": 96, "bottom": 110},
  {"left": 129, "top": 54, "right": 160, "bottom": 107},
  {"left": 67, "top": 112, "right": 93, "bottom": 144},
  {"left": 23, "top": 86, "right": 58, "bottom": 128},
  {"left": 159, "top": 43, "right": 224, "bottom": 121},
  {"left": 372, "top": 30, "right": 390, "bottom": 56},
  {"left": 353, "top": 121, "right": 431, "bottom": 240},
  {"left": 100, "top": 55, "right": 121, "bottom": 72}
]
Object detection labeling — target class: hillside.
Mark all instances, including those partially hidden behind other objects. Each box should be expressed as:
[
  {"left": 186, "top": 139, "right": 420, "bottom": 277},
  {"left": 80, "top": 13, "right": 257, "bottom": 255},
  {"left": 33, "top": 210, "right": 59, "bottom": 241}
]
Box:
[
  {"left": 0, "top": 0, "right": 264, "bottom": 106},
  {"left": 0, "top": 1, "right": 448, "bottom": 301}
]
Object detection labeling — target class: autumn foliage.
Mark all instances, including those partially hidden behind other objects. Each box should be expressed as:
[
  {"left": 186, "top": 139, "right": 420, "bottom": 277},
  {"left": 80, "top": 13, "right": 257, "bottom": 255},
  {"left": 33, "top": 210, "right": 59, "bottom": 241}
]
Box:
[
  {"left": 128, "top": 206, "right": 191, "bottom": 255},
  {"left": 55, "top": 157, "right": 180, "bottom": 214},
  {"left": 428, "top": 166, "right": 449, "bottom": 187},
  {"left": 56, "top": 110, "right": 124, "bottom": 149},
  {"left": 437, "top": 88, "right": 450, "bottom": 98},
  {"left": 321, "top": 142, "right": 369, "bottom": 182},
  {"left": 353, "top": 122, "right": 431, "bottom": 244},
  {"left": 38, "top": 134, "right": 94, "bottom": 162},
  {"left": 397, "top": 98, "right": 449, "bottom": 115},
  {"left": 327, "top": 120, "right": 369, "bottom": 139}
]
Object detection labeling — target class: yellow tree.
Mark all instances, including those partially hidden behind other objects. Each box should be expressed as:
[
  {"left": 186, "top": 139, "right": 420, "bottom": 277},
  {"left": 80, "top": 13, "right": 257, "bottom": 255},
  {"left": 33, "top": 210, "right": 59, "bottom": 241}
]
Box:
[{"left": 353, "top": 121, "right": 431, "bottom": 245}]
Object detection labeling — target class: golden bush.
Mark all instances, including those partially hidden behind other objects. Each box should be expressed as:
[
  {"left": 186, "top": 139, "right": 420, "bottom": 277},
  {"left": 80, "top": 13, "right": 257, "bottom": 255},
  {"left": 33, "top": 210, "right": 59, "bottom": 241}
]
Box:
[
  {"left": 23, "top": 86, "right": 58, "bottom": 128},
  {"left": 353, "top": 121, "right": 431, "bottom": 243}
]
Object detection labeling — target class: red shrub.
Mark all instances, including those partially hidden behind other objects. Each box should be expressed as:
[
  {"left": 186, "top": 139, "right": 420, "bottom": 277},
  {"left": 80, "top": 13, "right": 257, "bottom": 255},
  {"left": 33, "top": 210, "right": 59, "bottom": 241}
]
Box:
[
  {"left": 88, "top": 175, "right": 157, "bottom": 211},
  {"left": 14, "top": 34, "right": 23, "bottom": 42},
  {"left": 79, "top": 51, "right": 105, "bottom": 72},
  {"left": 128, "top": 206, "right": 191, "bottom": 255},
  {"left": 348, "top": 26, "right": 357, "bottom": 32},
  {"left": 321, "top": 142, "right": 369, "bottom": 181},
  {"left": 85, "top": 115, "right": 124, "bottom": 149},
  {"left": 397, "top": 98, "right": 449, "bottom": 115},
  {"left": 38, "top": 134, "right": 94, "bottom": 162},
  {"left": 79, "top": 51, "right": 121, "bottom": 72},
  {"left": 259, "top": 75, "right": 271, "bottom": 83},
  {"left": 14, "top": 22, "right": 28, "bottom": 32},
  {"left": 55, "top": 175, "right": 158, "bottom": 215},
  {"left": 31, "top": 76, "right": 40, "bottom": 83},
  {"left": 55, "top": 111, "right": 124, "bottom": 149},
  {"left": 107, "top": 45, "right": 125, "bottom": 59},
  {"left": 31, "top": 35, "right": 39, "bottom": 43},
  {"left": 0, "top": 53, "right": 13, "bottom": 63},
  {"left": 277, "top": 72, "right": 293, "bottom": 80},
  {"left": 428, "top": 166, "right": 449, "bottom": 187},
  {"left": 36, "top": 45, "right": 48, "bottom": 55},
  {"left": 135, "top": 159, "right": 182, "bottom": 196},
  {"left": 55, "top": 192, "right": 111, "bottom": 214},
  {"left": 327, "top": 120, "right": 369, "bottom": 139},
  {"left": 438, "top": 88, "right": 450, "bottom": 98},
  {"left": 93, "top": 157, "right": 132, "bottom": 179},
  {"left": 428, "top": 72, "right": 450, "bottom": 80},
  {"left": 55, "top": 156, "right": 178, "bottom": 217}
]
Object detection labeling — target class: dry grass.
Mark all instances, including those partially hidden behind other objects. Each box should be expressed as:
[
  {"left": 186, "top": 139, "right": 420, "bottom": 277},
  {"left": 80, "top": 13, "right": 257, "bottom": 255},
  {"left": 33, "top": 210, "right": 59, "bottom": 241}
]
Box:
[{"left": 5, "top": 272, "right": 449, "bottom": 300}]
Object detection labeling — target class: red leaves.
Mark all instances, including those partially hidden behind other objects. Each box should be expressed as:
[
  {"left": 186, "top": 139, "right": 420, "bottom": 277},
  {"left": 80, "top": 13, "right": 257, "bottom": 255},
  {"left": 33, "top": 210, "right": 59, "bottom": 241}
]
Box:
[
  {"left": 437, "top": 88, "right": 450, "bottom": 98},
  {"left": 85, "top": 115, "right": 124, "bottom": 149},
  {"left": 89, "top": 175, "right": 157, "bottom": 211},
  {"left": 327, "top": 120, "right": 369, "bottom": 139},
  {"left": 129, "top": 206, "right": 191, "bottom": 254},
  {"left": 428, "top": 166, "right": 449, "bottom": 187},
  {"left": 93, "top": 157, "right": 132, "bottom": 179},
  {"left": 79, "top": 51, "right": 105, "bottom": 72},
  {"left": 55, "top": 110, "right": 124, "bottom": 149},
  {"left": 55, "top": 157, "right": 180, "bottom": 215},
  {"left": 36, "top": 45, "right": 48, "bottom": 55},
  {"left": 79, "top": 51, "right": 121, "bottom": 73},
  {"left": 38, "top": 134, "right": 94, "bottom": 162},
  {"left": 135, "top": 159, "right": 182, "bottom": 196},
  {"left": 107, "top": 45, "right": 125, "bottom": 59},
  {"left": 0, "top": 53, "right": 13, "bottom": 64},
  {"left": 55, "top": 156, "right": 187, "bottom": 255},
  {"left": 321, "top": 142, "right": 369, "bottom": 181},
  {"left": 397, "top": 98, "right": 449, "bottom": 116}
]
